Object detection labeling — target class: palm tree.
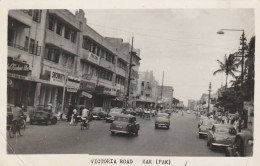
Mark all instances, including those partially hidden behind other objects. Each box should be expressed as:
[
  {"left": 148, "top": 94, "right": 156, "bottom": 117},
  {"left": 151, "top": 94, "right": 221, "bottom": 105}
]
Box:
[{"left": 213, "top": 54, "right": 240, "bottom": 88}]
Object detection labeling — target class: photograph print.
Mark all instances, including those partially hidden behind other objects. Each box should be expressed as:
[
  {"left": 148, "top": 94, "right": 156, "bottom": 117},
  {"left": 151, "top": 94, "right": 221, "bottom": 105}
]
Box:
[{"left": 6, "top": 9, "right": 255, "bottom": 156}]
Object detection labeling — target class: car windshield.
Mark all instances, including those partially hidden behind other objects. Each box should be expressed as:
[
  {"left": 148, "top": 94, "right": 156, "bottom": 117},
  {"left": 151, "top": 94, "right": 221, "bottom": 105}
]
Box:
[
  {"left": 216, "top": 126, "right": 230, "bottom": 133},
  {"left": 114, "top": 116, "right": 129, "bottom": 122},
  {"left": 110, "top": 109, "right": 122, "bottom": 113},
  {"left": 157, "top": 114, "right": 168, "bottom": 118},
  {"left": 92, "top": 107, "right": 101, "bottom": 113}
]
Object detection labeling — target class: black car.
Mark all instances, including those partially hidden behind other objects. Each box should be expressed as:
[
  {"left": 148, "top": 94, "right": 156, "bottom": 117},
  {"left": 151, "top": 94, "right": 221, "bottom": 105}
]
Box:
[
  {"left": 30, "top": 105, "right": 57, "bottom": 125},
  {"left": 91, "top": 107, "right": 107, "bottom": 120},
  {"left": 106, "top": 108, "right": 124, "bottom": 122}
]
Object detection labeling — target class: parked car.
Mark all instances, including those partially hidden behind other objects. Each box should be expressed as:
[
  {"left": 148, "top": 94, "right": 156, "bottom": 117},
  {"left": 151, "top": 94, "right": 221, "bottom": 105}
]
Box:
[
  {"left": 124, "top": 108, "right": 135, "bottom": 115},
  {"left": 30, "top": 106, "right": 57, "bottom": 125},
  {"left": 207, "top": 124, "right": 236, "bottom": 151},
  {"left": 91, "top": 107, "right": 107, "bottom": 120},
  {"left": 225, "top": 130, "right": 253, "bottom": 156},
  {"left": 199, "top": 119, "right": 215, "bottom": 138},
  {"left": 198, "top": 115, "right": 209, "bottom": 127},
  {"left": 110, "top": 114, "right": 140, "bottom": 136},
  {"left": 155, "top": 113, "right": 170, "bottom": 129},
  {"left": 106, "top": 108, "right": 124, "bottom": 122}
]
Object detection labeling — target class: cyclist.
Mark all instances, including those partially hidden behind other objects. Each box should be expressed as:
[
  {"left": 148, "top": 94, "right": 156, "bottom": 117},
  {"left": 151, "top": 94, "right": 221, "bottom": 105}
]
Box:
[
  {"left": 12, "top": 103, "right": 24, "bottom": 126},
  {"left": 81, "top": 106, "right": 89, "bottom": 126}
]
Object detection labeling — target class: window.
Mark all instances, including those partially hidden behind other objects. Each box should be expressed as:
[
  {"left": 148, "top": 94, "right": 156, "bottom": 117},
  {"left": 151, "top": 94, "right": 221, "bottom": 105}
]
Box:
[
  {"left": 32, "top": 10, "right": 42, "bottom": 23},
  {"left": 56, "top": 22, "right": 62, "bottom": 36},
  {"left": 71, "top": 31, "right": 76, "bottom": 43},
  {"left": 64, "top": 27, "right": 70, "bottom": 39},
  {"left": 45, "top": 47, "right": 60, "bottom": 63},
  {"left": 48, "top": 17, "right": 55, "bottom": 31}
]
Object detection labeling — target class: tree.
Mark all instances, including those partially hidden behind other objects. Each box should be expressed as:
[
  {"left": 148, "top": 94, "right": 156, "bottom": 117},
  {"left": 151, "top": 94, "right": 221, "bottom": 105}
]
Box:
[{"left": 213, "top": 54, "right": 240, "bottom": 88}]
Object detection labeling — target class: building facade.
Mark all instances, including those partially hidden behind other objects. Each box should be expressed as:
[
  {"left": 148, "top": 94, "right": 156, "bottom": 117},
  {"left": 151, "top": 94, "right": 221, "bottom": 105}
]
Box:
[
  {"left": 188, "top": 99, "right": 196, "bottom": 110},
  {"left": 156, "top": 85, "right": 174, "bottom": 108},
  {"left": 136, "top": 70, "right": 158, "bottom": 108},
  {"left": 7, "top": 9, "right": 141, "bottom": 114}
]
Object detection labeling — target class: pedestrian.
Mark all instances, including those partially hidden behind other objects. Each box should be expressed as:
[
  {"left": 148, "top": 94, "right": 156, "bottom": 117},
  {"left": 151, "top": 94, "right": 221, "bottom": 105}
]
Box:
[
  {"left": 233, "top": 118, "right": 239, "bottom": 132},
  {"left": 81, "top": 106, "right": 89, "bottom": 124},
  {"left": 70, "top": 106, "right": 78, "bottom": 125}
]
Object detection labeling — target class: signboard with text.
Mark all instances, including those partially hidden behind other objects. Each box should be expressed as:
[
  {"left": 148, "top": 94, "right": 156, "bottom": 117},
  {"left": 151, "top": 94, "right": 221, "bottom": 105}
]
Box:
[
  {"left": 50, "top": 70, "right": 66, "bottom": 86},
  {"left": 88, "top": 52, "right": 100, "bottom": 64},
  {"left": 8, "top": 57, "right": 31, "bottom": 76}
]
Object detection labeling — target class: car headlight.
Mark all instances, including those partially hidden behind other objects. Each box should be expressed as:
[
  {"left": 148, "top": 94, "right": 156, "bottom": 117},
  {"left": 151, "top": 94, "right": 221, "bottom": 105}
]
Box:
[{"left": 248, "top": 140, "right": 253, "bottom": 146}]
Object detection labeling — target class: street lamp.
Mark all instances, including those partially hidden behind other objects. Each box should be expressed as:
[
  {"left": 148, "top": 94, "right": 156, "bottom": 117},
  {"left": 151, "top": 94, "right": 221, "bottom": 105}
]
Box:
[{"left": 217, "top": 28, "right": 246, "bottom": 132}]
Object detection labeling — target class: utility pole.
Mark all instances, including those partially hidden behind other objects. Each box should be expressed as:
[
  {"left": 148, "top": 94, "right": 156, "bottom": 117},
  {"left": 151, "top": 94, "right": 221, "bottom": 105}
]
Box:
[
  {"left": 126, "top": 36, "right": 134, "bottom": 108},
  {"left": 160, "top": 71, "right": 164, "bottom": 100},
  {"left": 208, "top": 82, "right": 211, "bottom": 114}
]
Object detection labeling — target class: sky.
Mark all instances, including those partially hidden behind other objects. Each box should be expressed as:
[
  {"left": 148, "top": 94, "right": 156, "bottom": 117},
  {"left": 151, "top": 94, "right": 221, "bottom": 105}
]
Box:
[{"left": 71, "top": 9, "right": 255, "bottom": 106}]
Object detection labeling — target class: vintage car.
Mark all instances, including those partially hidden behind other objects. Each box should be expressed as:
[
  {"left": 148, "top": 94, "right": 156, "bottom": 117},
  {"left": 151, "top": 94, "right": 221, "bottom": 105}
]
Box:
[
  {"left": 207, "top": 124, "right": 236, "bottom": 151},
  {"left": 91, "top": 107, "right": 107, "bottom": 120},
  {"left": 110, "top": 114, "right": 140, "bottom": 136},
  {"left": 225, "top": 130, "right": 253, "bottom": 156},
  {"left": 199, "top": 119, "right": 215, "bottom": 138},
  {"left": 155, "top": 113, "right": 170, "bottom": 129},
  {"left": 30, "top": 106, "right": 57, "bottom": 125},
  {"left": 124, "top": 108, "right": 136, "bottom": 115},
  {"left": 198, "top": 116, "right": 209, "bottom": 127},
  {"left": 106, "top": 108, "right": 124, "bottom": 122}
]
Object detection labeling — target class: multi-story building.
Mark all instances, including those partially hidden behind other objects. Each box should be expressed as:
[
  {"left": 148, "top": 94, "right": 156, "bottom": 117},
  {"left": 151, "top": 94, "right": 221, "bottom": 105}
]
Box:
[
  {"left": 136, "top": 70, "right": 158, "bottom": 108},
  {"left": 105, "top": 37, "right": 141, "bottom": 108},
  {"left": 156, "top": 85, "right": 174, "bottom": 108},
  {"left": 7, "top": 9, "right": 141, "bottom": 114},
  {"left": 188, "top": 99, "right": 196, "bottom": 110}
]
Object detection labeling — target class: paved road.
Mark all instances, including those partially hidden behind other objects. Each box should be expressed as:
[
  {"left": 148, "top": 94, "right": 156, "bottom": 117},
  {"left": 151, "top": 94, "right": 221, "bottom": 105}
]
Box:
[{"left": 7, "top": 112, "right": 224, "bottom": 156}]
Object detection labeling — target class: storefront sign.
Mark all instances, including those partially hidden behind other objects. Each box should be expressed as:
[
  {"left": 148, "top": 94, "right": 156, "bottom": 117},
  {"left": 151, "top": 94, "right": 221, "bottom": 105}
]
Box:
[
  {"left": 67, "top": 86, "right": 78, "bottom": 93},
  {"left": 67, "top": 76, "right": 80, "bottom": 88},
  {"left": 81, "top": 91, "right": 92, "bottom": 98},
  {"left": 50, "top": 71, "right": 65, "bottom": 86},
  {"left": 88, "top": 52, "right": 100, "bottom": 64},
  {"left": 80, "top": 80, "right": 95, "bottom": 92},
  {"left": 111, "top": 88, "right": 117, "bottom": 96},
  {"left": 8, "top": 73, "right": 31, "bottom": 80},
  {"left": 8, "top": 57, "right": 30, "bottom": 76},
  {"left": 104, "top": 87, "right": 112, "bottom": 95}
]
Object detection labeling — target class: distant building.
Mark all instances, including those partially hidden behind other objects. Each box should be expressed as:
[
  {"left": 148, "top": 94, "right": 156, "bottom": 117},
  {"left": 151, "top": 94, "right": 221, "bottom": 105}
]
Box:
[
  {"left": 188, "top": 99, "right": 196, "bottom": 110},
  {"left": 136, "top": 70, "right": 158, "bottom": 108},
  {"left": 156, "top": 85, "right": 174, "bottom": 108}
]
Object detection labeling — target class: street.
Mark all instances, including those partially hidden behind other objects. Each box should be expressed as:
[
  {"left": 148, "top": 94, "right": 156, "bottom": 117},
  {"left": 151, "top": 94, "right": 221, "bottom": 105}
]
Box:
[{"left": 7, "top": 112, "right": 224, "bottom": 156}]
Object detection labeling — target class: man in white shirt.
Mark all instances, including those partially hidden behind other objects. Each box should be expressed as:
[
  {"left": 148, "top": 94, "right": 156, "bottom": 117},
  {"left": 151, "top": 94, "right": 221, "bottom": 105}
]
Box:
[{"left": 81, "top": 106, "right": 89, "bottom": 124}]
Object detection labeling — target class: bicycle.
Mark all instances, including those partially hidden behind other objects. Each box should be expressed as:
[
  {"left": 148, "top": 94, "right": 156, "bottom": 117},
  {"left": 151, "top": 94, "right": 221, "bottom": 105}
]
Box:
[
  {"left": 9, "top": 119, "right": 25, "bottom": 138},
  {"left": 80, "top": 117, "right": 89, "bottom": 130}
]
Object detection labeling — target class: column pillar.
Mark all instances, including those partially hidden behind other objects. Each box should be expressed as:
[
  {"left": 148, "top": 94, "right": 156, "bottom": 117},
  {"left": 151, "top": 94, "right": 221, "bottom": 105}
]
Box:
[{"left": 34, "top": 83, "right": 41, "bottom": 106}]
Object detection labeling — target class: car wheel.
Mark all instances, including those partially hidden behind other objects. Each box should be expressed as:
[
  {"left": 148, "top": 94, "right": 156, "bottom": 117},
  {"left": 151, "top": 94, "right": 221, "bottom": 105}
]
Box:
[
  {"left": 207, "top": 139, "right": 210, "bottom": 146},
  {"left": 167, "top": 125, "right": 170, "bottom": 129},
  {"left": 209, "top": 141, "right": 214, "bottom": 151},
  {"left": 51, "top": 117, "right": 57, "bottom": 125},
  {"left": 111, "top": 131, "right": 115, "bottom": 135},
  {"left": 155, "top": 125, "right": 158, "bottom": 129},
  {"left": 135, "top": 130, "right": 139, "bottom": 136},
  {"left": 199, "top": 134, "right": 202, "bottom": 139}
]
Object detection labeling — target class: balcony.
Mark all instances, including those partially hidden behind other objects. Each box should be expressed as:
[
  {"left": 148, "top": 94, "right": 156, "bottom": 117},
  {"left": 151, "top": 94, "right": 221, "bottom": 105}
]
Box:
[
  {"left": 48, "top": 10, "right": 81, "bottom": 32},
  {"left": 8, "top": 10, "right": 33, "bottom": 27},
  {"left": 8, "top": 41, "right": 41, "bottom": 56},
  {"left": 100, "top": 58, "right": 115, "bottom": 72},
  {"left": 116, "top": 67, "right": 126, "bottom": 77},
  {"left": 45, "top": 30, "right": 77, "bottom": 55},
  {"left": 98, "top": 78, "right": 113, "bottom": 87}
]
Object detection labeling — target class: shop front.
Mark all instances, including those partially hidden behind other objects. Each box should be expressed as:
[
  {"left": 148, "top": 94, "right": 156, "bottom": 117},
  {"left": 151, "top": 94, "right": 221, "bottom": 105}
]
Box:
[
  {"left": 78, "top": 80, "right": 96, "bottom": 109},
  {"left": 94, "top": 86, "right": 117, "bottom": 112},
  {"left": 7, "top": 57, "right": 36, "bottom": 109}
]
